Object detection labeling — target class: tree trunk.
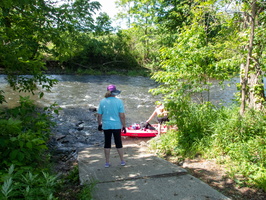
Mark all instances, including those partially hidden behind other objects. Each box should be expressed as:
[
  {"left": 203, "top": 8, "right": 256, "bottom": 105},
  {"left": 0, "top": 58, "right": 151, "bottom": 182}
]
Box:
[
  {"left": 240, "top": 63, "right": 246, "bottom": 115},
  {"left": 247, "top": 67, "right": 265, "bottom": 110},
  {"left": 240, "top": 0, "right": 265, "bottom": 115}
]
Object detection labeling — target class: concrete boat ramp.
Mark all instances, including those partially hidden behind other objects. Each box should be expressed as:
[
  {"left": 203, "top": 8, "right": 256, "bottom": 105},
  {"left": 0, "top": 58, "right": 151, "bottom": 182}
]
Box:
[{"left": 78, "top": 143, "right": 231, "bottom": 200}]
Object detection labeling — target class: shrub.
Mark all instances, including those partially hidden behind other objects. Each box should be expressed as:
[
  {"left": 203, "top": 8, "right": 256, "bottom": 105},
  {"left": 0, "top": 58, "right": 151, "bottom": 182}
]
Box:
[
  {"left": 149, "top": 100, "right": 266, "bottom": 191},
  {"left": 0, "top": 165, "right": 58, "bottom": 200},
  {"left": 209, "top": 108, "right": 266, "bottom": 190},
  {"left": 165, "top": 99, "right": 219, "bottom": 156},
  {"left": 0, "top": 96, "right": 58, "bottom": 171}
]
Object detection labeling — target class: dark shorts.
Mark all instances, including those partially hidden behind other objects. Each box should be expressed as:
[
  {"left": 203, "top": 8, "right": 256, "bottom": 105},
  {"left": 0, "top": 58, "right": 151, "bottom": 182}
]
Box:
[
  {"left": 103, "top": 129, "right": 123, "bottom": 148},
  {"left": 157, "top": 116, "right": 169, "bottom": 125}
]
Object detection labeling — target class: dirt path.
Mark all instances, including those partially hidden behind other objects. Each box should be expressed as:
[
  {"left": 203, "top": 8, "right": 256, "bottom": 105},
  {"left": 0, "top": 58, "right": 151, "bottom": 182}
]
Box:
[{"left": 166, "top": 156, "right": 266, "bottom": 200}]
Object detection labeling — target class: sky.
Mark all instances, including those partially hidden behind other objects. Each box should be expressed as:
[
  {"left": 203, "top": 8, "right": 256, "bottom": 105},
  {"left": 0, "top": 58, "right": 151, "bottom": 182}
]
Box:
[
  {"left": 57, "top": 0, "right": 119, "bottom": 18},
  {"left": 96, "top": 0, "right": 126, "bottom": 29},
  {"left": 96, "top": 0, "right": 118, "bottom": 18},
  {"left": 57, "top": 0, "right": 125, "bottom": 29}
]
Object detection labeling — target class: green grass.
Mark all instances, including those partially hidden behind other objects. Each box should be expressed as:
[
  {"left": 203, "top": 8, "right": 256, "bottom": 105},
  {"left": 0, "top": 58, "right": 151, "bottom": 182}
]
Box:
[
  {"left": 149, "top": 100, "right": 266, "bottom": 191},
  {"left": 55, "top": 165, "right": 96, "bottom": 200}
]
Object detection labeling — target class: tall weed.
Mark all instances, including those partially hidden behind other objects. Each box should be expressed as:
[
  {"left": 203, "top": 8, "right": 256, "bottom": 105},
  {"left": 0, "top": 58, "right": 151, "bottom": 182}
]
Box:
[
  {"left": 210, "top": 108, "right": 266, "bottom": 190},
  {"left": 166, "top": 99, "right": 219, "bottom": 157},
  {"left": 150, "top": 99, "right": 266, "bottom": 191},
  {"left": 0, "top": 165, "right": 58, "bottom": 200},
  {"left": 149, "top": 130, "right": 180, "bottom": 157}
]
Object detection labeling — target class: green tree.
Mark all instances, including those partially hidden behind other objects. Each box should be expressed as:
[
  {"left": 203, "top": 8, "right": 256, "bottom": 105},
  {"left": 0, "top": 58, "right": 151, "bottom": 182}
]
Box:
[
  {"left": 151, "top": 0, "right": 266, "bottom": 115},
  {"left": 238, "top": 0, "right": 266, "bottom": 114},
  {"left": 151, "top": 0, "right": 239, "bottom": 101},
  {"left": 116, "top": 0, "right": 159, "bottom": 64},
  {"left": 155, "top": 0, "right": 194, "bottom": 47},
  {"left": 94, "top": 12, "right": 114, "bottom": 35},
  {"left": 0, "top": 0, "right": 100, "bottom": 102},
  {"left": 68, "top": 0, "right": 101, "bottom": 31},
  {"left": 115, "top": 0, "right": 198, "bottom": 69}
]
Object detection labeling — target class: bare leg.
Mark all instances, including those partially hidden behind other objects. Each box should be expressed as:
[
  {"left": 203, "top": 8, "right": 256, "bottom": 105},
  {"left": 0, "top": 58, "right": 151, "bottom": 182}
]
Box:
[
  {"left": 104, "top": 148, "right": 111, "bottom": 163},
  {"left": 158, "top": 123, "right": 161, "bottom": 135},
  {"left": 117, "top": 148, "right": 124, "bottom": 162}
]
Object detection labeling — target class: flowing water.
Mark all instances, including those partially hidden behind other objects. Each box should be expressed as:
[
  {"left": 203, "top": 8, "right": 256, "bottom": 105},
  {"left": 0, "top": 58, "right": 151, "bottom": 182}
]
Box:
[
  {"left": 0, "top": 75, "right": 239, "bottom": 151},
  {"left": 0, "top": 75, "right": 239, "bottom": 123}
]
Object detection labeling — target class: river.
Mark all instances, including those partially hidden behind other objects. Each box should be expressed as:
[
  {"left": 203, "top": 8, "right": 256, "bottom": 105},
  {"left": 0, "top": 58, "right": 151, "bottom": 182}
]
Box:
[
  {"left": 0, "top": 75, "right": 239, "bottom": 122},
  {"left": 0, "top": 75, "right": 238, "bottom": 151}
]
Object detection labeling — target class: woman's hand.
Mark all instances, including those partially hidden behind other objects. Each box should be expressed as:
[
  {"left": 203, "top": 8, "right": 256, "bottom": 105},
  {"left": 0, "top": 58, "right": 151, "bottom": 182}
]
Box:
[
  {"left": 122, "top": 127, "right": 126, "bottom": 133},
  {"left": 98, "top": 124, "right": 103, "bottom": 131}
]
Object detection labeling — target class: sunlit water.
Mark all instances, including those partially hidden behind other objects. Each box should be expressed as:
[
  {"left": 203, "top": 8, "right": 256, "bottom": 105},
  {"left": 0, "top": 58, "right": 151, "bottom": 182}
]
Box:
[
  {"left": 0, "top": 74, "right": 241, "bottom": 150},
  {"left": 0, "top": 74, "right": 239, "bottom": 125}
]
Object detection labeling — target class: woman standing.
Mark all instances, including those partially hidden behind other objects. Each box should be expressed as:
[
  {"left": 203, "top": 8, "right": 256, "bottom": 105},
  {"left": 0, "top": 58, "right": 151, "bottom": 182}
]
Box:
[{"left": 97, "top": 84, "right": 126, "bottom": 168}]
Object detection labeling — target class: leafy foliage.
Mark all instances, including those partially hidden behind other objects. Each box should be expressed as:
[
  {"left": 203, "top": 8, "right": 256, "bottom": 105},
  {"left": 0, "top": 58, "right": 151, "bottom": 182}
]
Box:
[
  {"left": 156, "top": 0, "right": 193, "bottom": 34},
  {"left": 0, "top": 96, "right": 63, "bottom": 199},
  {"left": 150, "top": 99, "right": 220, "bottom": 157},
  {"left": 150, "top": 1, "right": 242, "bottom": 102},
  {"left": 65, "top": 31, "right": 141, "bottom": 71},
  {"left": 0, "top": 96, "right": 58, "bottom": 170},
  {"left": 0, "top": 165, "right": 58, "bottom": 200},
  {"left": 0, "top": 0, "right": 100, "bottom": 102},
  {"left": 209, "top": 108, "right": 266, "bottom": 189},
  {"left": 94, "top": 12, "right": 114, "bottom": 35},
  {"left": 149, "top": 101, "right": 266, "bottom": 191}
]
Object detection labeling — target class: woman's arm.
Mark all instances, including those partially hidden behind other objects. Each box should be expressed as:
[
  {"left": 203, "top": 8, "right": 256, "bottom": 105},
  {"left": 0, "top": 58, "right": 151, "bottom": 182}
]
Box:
[
  {"left": 146, "top": 110, "right": 157, "bottom": 123},
  {"left": 119, "top": 113, "right": 126, "bottom": 127},
  {"left": 97, "top": 113, "right": 102, "bottom": 125}
]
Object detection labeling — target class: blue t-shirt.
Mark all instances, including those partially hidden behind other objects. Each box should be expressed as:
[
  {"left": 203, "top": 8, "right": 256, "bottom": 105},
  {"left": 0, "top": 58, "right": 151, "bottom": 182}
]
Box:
[{"left": 97, "top": 97, "right": 125, "bottom": 130}]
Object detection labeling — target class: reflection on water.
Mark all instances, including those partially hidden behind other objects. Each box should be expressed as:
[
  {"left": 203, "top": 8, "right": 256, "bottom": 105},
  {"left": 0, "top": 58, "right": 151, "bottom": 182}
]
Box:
[{"left": 0, "top": 75, "right": 238, "bottom": 125}]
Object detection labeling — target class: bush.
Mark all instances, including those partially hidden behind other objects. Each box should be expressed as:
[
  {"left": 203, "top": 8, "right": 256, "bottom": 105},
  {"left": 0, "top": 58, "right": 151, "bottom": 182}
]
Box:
[
  {"left": 165, "top": 99, "right": 219, "bottom": 156},
  {"left": 210, "top": 108, "right": 266, "bottom": 190},
  {"left": 0, "top": 165, "right": 58, "bottom": 200},
  {"left": 0, "top": 96, "right": 58, "bottom": 171},
  {"left": 0, "top": 96, "right": 95, "bottom": 199},
  {"left": 149, "top": 100, "right": 266, "bottom": 191},
  {"left": 149, "top": 130, "right": 180, "bottom": 157},
  {"left": 64, "top": 33, "right": 141, "bottom": 72}
]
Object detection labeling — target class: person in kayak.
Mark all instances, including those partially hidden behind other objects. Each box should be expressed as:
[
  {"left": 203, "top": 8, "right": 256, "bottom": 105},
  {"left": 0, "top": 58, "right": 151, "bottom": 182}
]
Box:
[
  {"left": 97, "top": 84, "right": 127, "bottom": 168},
  {"left": 146, "top": 103, "right": 169, "bottom": 135}
]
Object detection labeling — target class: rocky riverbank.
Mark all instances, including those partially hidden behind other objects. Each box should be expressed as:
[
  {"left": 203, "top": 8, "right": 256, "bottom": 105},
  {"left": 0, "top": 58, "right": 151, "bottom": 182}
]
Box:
[{"left": 48, "top": 105, "right": 104, "bottom": 173}]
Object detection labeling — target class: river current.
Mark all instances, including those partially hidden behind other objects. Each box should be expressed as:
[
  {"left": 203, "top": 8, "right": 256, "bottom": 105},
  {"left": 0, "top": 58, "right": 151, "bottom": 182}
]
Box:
[
  {"left": 0, "top": 75, "right": 238, "bottom": 151},
  {"left": 0, "top": 75, "right": 239, "bottom": 122}
]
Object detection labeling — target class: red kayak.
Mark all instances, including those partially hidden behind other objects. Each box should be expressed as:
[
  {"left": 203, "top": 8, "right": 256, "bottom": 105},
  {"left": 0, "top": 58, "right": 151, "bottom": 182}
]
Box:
[{"left": 121, "top": 124, "right": 167, "bottom": 137}]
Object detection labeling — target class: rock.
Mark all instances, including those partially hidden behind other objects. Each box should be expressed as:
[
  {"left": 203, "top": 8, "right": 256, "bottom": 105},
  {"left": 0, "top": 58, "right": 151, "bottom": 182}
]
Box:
[
  {"left": 89, "top": 107, "right": 97, "bottom": 112},
  {"left": 56, "top": 134, "right": 66, "bottom": 141},
  {"left": 76, "top": 124, "right": 84, "bottom": 131},
  {"left": 69, "top": 129, "right": 78, "bottom": 135},
  {"left": 75, "top": 121, "right": 84, "bottom": 126},
  {"left": 61, "top": 139, "right": 70, "bottom": 144}
]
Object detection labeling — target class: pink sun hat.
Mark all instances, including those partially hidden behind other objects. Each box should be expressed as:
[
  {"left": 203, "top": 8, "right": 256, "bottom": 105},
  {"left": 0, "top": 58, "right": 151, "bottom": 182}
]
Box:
[{"left": 107, "top": 84, "right": 121, "bottom": 95}]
